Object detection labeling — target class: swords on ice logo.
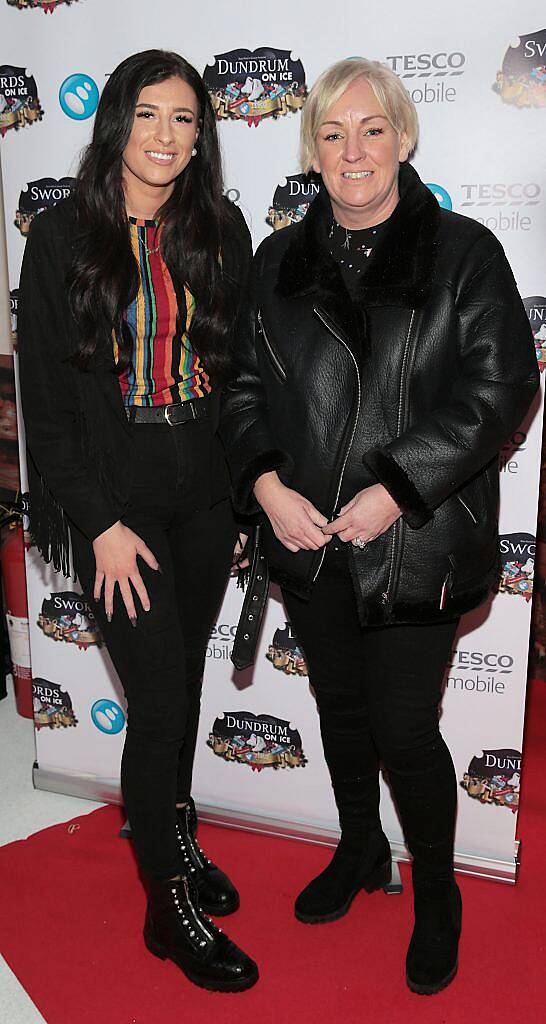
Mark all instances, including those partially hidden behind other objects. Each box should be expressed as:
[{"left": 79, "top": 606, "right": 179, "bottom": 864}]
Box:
[
  {"left": 266, "top": 621, "right": 308, "bottom": 676},
  {"left": 38, "top": 591, "right": 102, "bottom": 649},
  {"left": 266, "top": 173, "right": 319, "bottom": 230},
  {"left": 494, "top": 29, "right": 546, "bottom": 108},
  {"left": 15, "top": 177, "right": 75, "bottom": 236},
  {"left": 33, "top": 677, "right": 78, "bottom": 730},
  {"left": 523, "top": 296, "right": 546, "bottom": 373},
  {"left": 0, "top": 65, "right": 43, "bottom": 136},
  {"left": 460, "top": 748, "right": 521, "bottom": 812},
  {"left": 208, "top": 711, "right": 307, "bottom": 771},
  {"left": 498, "top": 532, "right": 535, "bottom": 601},
  {"left": 6, "top": 0, "right": 78, "bottom": 9},
  {"left": 203, "top": 48, "right": 307, "bottom": 127}
]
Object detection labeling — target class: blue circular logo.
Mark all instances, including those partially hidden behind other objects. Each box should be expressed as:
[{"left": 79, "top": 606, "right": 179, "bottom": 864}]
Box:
[
  {"left": 59, "top": 74, "right": 99, "bottom": 120},
  {"left": 91, "top": 699, "right": 125, "bottom": 735},
  {"left": 426, "top": 183, "right": 453, "bottom": 211}
]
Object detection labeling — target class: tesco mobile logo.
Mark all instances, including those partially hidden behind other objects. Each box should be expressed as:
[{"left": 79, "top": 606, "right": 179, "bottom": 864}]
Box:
[
  {"left": 91, "top": 699, "right": 125, "bottom": 735},
  {"left": 59, "top": 73, "right": 99, "bottom": 119},
  {"left": 426, "top": 183, "right": 452, "bottom": 210}
]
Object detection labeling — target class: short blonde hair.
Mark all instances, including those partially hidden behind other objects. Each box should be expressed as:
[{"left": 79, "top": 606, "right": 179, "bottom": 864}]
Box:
[{"left": 300, "top": 58, "right": 419, "bottom": 172}]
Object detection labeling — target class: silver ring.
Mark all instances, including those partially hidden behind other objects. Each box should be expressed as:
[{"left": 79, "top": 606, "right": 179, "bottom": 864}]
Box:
[{"left": 352, "top": 536, "right": 367, "bottom": 549}]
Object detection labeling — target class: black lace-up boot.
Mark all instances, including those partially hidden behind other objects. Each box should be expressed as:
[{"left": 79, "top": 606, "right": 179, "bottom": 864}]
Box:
[
  {"left": 143, "top": 875, "right": 258, "bottom": 992},
  {"left": 175, "top": 798, "right": 240, "bottom": 916}
]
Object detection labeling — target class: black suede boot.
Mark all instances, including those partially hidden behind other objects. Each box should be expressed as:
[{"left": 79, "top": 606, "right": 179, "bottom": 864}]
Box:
[
  {"left": 175, "top": 798, "right": 240, "bottom": 916},
  {"left": 143, "top": 875, "right": 258, "bottom": 992},
  {"left": 295, "top": 829, "right": 392, "bottom": 923},
  {"left": 386, "top": 736, "right": 461, "bottom": 995},
  {"left": 406, "top": 876, "right": 462, "bottom": 994}
]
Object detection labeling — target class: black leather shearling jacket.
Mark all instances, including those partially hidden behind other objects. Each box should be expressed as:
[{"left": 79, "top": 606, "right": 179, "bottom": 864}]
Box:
[{"left": 221, "top": 163, "right": 539, "bottom": 626}]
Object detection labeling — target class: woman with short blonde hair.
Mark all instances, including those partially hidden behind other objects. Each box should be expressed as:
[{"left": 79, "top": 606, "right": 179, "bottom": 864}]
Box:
[
  {"left": 299, "top": 57, "right": 419, "bottom": 171},
  {"left": 222, "top": 57, "right": 538, "bottom": 994}
]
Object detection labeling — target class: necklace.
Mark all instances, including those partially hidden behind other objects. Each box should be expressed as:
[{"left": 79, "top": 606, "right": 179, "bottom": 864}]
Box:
[
  {"left": 328, "top": 218, "right": 378, "bottom": 273},
  {"left": 329, "top": 218, "right": 378, "bottom": 249},
  {"left": 139, "top": 222, "right": 162, "bottom": 257},
  {"left": 143, "top": 240, "right": 161, "bottom": 256}
]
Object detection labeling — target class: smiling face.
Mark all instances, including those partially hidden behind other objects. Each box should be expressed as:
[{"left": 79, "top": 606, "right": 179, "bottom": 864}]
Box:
[
  {"left": 313, "top": 76, "right": 409, "bottom": 229},
  {"left": 121, "top": 76, "right": 199, "bottom": 215}
]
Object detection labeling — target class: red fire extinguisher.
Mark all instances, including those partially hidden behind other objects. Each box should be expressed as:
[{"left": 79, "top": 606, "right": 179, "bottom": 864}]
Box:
[{"left": 1, "top": 522, "right": 32, "bottom": 718}]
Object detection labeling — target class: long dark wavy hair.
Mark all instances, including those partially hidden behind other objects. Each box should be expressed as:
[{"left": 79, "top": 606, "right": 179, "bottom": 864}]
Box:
[{"left": 68, "top": 49, "right": 238, "bottom": 382}]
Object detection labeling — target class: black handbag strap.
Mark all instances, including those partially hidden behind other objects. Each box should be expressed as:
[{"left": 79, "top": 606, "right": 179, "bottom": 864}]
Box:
[{"left": 231, "top": 523, "right": 270, "bottom": 670}]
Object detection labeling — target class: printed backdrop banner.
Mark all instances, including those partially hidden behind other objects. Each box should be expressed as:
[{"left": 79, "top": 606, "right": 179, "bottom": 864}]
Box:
[{"left": 1, "top": 0, "right": 545, "bottom": 881}]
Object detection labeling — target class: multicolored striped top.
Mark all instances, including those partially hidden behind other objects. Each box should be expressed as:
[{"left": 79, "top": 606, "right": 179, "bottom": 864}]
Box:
[{"left": 114, "top": 217, "right": 212, "bottom": 407}]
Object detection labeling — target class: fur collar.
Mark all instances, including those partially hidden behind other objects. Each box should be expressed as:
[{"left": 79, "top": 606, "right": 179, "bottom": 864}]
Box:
[{"left": 276, "top": 162, "right": 441, "bottom": 312}]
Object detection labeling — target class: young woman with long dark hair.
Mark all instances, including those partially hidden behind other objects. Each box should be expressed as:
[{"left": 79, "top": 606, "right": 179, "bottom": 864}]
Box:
[{"left": 18, "top": 49, "right": 258, "bottom": 992}]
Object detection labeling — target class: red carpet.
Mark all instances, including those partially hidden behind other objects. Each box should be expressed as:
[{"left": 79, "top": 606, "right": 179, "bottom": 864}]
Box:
[{"left": 1, "top": 681, "right": 545, "bottom": 1024}]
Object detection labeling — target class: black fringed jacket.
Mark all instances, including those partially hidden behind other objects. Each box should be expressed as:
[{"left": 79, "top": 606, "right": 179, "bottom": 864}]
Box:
[
  {"left": 18, "top": 197, "right": 252, "bottom": 574},
  {"left": 220, "top": 163, "right": 540, "bottom": 626}
]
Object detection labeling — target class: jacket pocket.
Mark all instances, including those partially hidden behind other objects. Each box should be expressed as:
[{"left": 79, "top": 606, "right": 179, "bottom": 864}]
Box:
[{"left": 257, "top": 310, "right": 287, "bottom": 383}]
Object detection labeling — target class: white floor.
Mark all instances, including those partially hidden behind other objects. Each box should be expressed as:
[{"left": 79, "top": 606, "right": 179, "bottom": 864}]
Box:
[{"left": 0, "top": 680, "right": 102, "bottom": 1024}]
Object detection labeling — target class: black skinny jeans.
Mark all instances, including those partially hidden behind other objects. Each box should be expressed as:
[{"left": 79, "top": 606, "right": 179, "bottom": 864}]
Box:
[
  {"left": 282, "top": 544, "right": 459, "bottom": 881},
  {"left": 71, "top": 418, "right": 237, "bottom": 881}
]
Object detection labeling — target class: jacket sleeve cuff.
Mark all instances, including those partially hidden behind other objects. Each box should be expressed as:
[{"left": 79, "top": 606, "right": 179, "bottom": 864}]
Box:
[
  {"left": 233, "top": 449, "right": 293, "bottom": 516},
  {"left": 363, "top": 449, "right": 433, "bottom": 528}
]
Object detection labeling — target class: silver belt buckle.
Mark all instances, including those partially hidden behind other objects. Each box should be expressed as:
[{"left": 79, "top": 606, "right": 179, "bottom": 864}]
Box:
[
  {"left": 164, "top": 404, "right": 178, "bottom": 426},
  {"left": 163, "top": 401, "right": 197, "bottom": 425}
]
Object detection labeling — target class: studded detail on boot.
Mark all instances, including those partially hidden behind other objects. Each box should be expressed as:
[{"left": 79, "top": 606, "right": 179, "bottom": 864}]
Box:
[
  {"left": 175, "top": 800, "right": 240, "bottom": 916},
  {"left": 143, "top": 875, "right": 258, "bottom": 992}
]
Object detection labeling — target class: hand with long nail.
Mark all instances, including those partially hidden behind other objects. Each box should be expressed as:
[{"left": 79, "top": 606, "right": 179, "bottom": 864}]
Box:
[{"left": 92, "top": 521, "right": 159, "bottom": 624}]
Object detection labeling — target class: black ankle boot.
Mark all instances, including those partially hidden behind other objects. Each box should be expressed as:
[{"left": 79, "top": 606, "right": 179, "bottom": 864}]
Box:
[
  {"left": 295, "top": 831, "right": 392, "bottom": 924},
  {"left": 176, "top": 799, "right": 240, "bottom": 916},
  {"left": 406, "top": 877, "right": 462, "bottom": 995},
  {"left": 143, "top": 875, "right": 258, "bottom": 992}
]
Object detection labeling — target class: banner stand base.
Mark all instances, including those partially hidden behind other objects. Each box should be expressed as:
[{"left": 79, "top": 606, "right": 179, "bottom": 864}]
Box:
[{"left": 32, "top": 764, "right": 518, "bottom": 884}]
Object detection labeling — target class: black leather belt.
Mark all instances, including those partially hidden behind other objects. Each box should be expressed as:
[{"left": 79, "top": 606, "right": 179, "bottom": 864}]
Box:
[
  {"left": 231, "top": 524, "right": 270, "bottom": 671},
  {"left": 126, "top": 399, "right": 209, "bottom": 425}
]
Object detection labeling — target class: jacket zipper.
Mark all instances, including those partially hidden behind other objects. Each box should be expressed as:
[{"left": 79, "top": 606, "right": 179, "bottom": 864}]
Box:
[
  {"left": 457, "top": 494, "right": 478, "bottom": 525},
  {"left": 312, "top": 306, "right": 362, "bottom": 583},
  {"left": 382, "top": 310, "right": 416, "bottom": 606},
  {"left": 257, "top": 309, "right": 287, "bottom": 382}
]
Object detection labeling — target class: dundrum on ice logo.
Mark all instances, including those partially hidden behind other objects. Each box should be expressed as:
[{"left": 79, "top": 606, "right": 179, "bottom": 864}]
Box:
[
  {"left": 38, "top": 591, "right": 102, "bottom": 649},
  {"left": 0, "top": 65, "right": 43, "bottom": 136},
  {"left": 523, "top": 296, "right": 546, "bottom": 373},
  {"left": 266, "top": 621, "right": 308, "bottom": 677},
  {"left": 208, "top": 712, "right": 307, "bottom": 771},
  {"left": 7, "top": 1, "right": 78, "bottom": 10},
  {"left": 266, "top": 173, "right": 319, "bottom": 231},
  {"left": 33, "top": 678, "right": 78, "bottom": 730},
  {"left": 9, "top": 289, "right": 18, "bottom": 343},
  {"left": 461, "top": 749, "right": 521, "bottom": 813},
  {"left": 494, "top": 29, "right": 546, "bottom": 109},
  {"left": 203, "top": 48, "right": 307, "bottom": 126},
  {"left": 498, "top": 532, "right": 535, "bottom": 602},
  {"left": 15, "top": 177, "right": 75, "bottom": 236}
]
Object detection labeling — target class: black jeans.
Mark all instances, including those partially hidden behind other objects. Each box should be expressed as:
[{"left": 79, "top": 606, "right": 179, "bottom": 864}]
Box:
[
  {"left": 71, "top": 419, "right": 237, "bottom": 880},
  {"left": 282, "top": 547, "right": 459, "bottom": 880}
]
